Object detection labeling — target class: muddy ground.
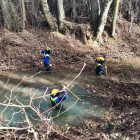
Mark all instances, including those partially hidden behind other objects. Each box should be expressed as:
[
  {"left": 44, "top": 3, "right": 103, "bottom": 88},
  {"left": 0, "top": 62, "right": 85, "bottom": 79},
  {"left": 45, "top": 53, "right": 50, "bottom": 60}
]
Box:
[{"left": 0, "top": 18, "right": 140, "bottom": 140}]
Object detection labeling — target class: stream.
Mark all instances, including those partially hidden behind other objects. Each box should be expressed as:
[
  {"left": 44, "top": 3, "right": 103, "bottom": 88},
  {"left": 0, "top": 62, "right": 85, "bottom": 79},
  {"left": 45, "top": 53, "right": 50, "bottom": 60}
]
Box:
[{"left": 0, "top": 70, "right": 109, "bottom": 127}]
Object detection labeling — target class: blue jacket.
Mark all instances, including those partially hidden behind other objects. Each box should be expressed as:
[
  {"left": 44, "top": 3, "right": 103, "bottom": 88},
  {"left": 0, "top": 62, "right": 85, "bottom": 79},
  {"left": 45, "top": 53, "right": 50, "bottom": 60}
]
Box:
[
  {"left": 42, "top": 50, "right": 50, "bottom": 65},
  {"left": 96, "top": 63, "right": 104, "bottom": 75},
  {"left": 51, "top": 90, "right": 68, "bottom": 103}
]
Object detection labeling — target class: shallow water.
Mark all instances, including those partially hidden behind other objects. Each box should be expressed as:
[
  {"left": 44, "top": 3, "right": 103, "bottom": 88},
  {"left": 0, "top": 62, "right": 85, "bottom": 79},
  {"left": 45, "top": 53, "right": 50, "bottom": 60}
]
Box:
[{"left": 0, "top": 71, "right": 108, "bottom": 126}]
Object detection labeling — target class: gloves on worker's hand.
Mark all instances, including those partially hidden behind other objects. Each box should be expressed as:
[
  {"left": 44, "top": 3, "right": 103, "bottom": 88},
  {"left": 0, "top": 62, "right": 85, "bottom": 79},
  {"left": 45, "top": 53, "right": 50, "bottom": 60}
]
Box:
[
  {"left": 63, "top": 85, "right": 67, "bottom": 90},
  {"left": 49, "top": 64, "right": 52, "bottom": 66}
]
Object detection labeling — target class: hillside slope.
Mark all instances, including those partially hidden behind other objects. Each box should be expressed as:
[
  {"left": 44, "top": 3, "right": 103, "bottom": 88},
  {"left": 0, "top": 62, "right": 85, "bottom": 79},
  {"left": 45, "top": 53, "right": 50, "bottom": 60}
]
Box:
[{"left": 0, "top": 18, "right": 139, "bottom": 73}]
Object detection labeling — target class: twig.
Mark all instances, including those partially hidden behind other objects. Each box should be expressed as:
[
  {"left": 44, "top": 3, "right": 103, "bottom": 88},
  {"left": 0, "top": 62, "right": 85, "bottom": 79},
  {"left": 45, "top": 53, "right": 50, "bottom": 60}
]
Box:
[
  {"left": 67, "top": 63, "right": 86, "bottom": 88},
  {"left": 24, "top": 108, "right": 38, "bottom": 140},
  {"left": 0, "top": 74, "right": 73, "bottom": 140},
  {"left": 0, "top": 74, "right": 11, "bottom": 93},
  {"left": 52, "top": 99, "right": 78, "bottom": 119}
]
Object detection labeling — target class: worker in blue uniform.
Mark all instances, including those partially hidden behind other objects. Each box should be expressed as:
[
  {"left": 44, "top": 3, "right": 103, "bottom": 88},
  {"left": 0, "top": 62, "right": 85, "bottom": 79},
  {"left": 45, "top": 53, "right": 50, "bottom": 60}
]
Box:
[
  {"left": 41, "top": 47, "right": 52, "bottom": 73},
  {"left": 96, "top": 57, "right": 105, "bottom": 76},
  {"left": 50, "top": 86, "right": 68, "bottom": 108}
]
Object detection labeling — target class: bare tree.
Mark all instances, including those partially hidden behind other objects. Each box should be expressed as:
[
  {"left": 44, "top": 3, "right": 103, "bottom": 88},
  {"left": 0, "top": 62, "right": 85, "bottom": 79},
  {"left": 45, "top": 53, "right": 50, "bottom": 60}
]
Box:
[
  {"left": 30, "top": 0, "right": 39, "bottom": 26},
  {"left": 96, "top": 0, "right": 113, "bottom": 42},
  {"left": 111, "top": 0, "right": 120, "bottom": 37},
  {"left": 21, "top": 0, "right": 26, "bottom": 30},
  {"left": 0, "top": 0, "right": 25, "bottom": 31},
  {"left": 56, "top": 0, "right": 65, "bottom": 29},
  {"left": 41, "top": 0, "right": 57, "bottom": 30},
  {"left": 90, "top": 0, "right": 100, "bottom": 34},
  {"left": 72, "top": 0, "right": 78, "bottom": 23}
]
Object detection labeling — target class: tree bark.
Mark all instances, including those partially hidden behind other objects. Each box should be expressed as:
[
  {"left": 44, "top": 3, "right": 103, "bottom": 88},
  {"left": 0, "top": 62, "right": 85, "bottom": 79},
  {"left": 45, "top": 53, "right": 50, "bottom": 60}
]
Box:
[
  {"left": 111, "top": 0, "right": 121, "bottom": 37},
  {"left": 99, "top": 0, "right": 105, "bottom": 12},
  {"left": 30, "top": 0, "right": 42, "bottom": 26},
  {"left": 0, "top": 0, "right": 23, "bottom": 32},
  {"left": 41, "top": 0, "right": 57, "bottom": 30},
  {"left": 21, "top": 0, "right": 26, "bottom": 30},
  {"left": 96, "top": 0, "right": 113, "bottom": 42},
  {"left": 72, "top": 0, "right": 78, "bottom": 23},
  {"left": 90, "top": 0, "right": 100, "bottom": 34},
  {"left": 56, "top": 0, "right": 65, "bottom": 29}
]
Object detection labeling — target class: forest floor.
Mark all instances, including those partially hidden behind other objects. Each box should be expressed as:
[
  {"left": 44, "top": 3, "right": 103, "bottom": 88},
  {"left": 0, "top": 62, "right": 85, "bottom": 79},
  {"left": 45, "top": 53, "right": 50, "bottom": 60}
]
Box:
[{"left": 0, "top": 18, "right": 140, "bottom": 140}]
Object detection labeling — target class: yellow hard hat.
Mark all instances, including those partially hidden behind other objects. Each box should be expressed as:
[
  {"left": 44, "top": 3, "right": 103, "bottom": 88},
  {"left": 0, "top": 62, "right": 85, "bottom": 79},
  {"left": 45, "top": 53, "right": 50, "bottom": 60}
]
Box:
[
  {"left": 97, "top": 57, "right": 104, "bottom": 62},
  {"left": 46, "top": 47, "right": 51, "bottom": 51},
  {"left": 51, "top": 89, "right": 59, "bottom": 96}
]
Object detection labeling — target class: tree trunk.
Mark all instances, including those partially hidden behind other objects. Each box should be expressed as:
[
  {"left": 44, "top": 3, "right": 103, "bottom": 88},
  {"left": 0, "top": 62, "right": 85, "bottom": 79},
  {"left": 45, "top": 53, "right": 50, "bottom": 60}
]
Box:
[
  {"left": 111, "top": 0, "right": 120, "bottom": 37},
  {"left": 30, "top": 0, "right": 41, "bottom": 27},
  {"left": 56, "top": 0, "right": 65, "bottom": 29},
  {"left": 41, "top": 0, "right": 57, "bottom": 30},
  {"left": 96, "top": 0, "right": 113, "bottom": 42},
  {"left": 99, "top": 0, "right": 106, "bottom": 14},
  {"left": 90, "top": 0, "right": 100, "bottom": 34},
  {"left": 10, "top": 0, "right": 26, "bottom": 30},
  {"left": 72, "top": 0, "right": 78, "bottom": 23},
  {"left": 21, "top": 0, "right": 26, "bottom": 30},
  {"left": 0, "top": 0, "right": 23, "bottom": 32}
]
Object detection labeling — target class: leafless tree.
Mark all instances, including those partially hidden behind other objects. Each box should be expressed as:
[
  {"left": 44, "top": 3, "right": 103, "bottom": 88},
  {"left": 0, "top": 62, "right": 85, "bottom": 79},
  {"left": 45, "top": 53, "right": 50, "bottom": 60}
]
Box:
[
  {"left": 111, "top": 0, "right": 121, "bottom": 37},
  {"left": 0, "top": 0, "right": 139, "bottom": 41},
  {"left": 72, "top": 0, "right": 78, "bottom": 23},
  {"left": 0, "top": 0, "right": 25, "bottom": 31},
  {"left": 56, "top": 0, "right": 65, "bottom": 29},
  {"left": 0, "top": 63, "right": 86, "bottom": 139},
  {"left": 96, "top": 0, "right": 113, "bottom": 42},
  {"left": 90, "top": 0, "right": 100, "bottom": 34},
  {"left": 41, "top": 0, "right": 57, "bottom": 30}
]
